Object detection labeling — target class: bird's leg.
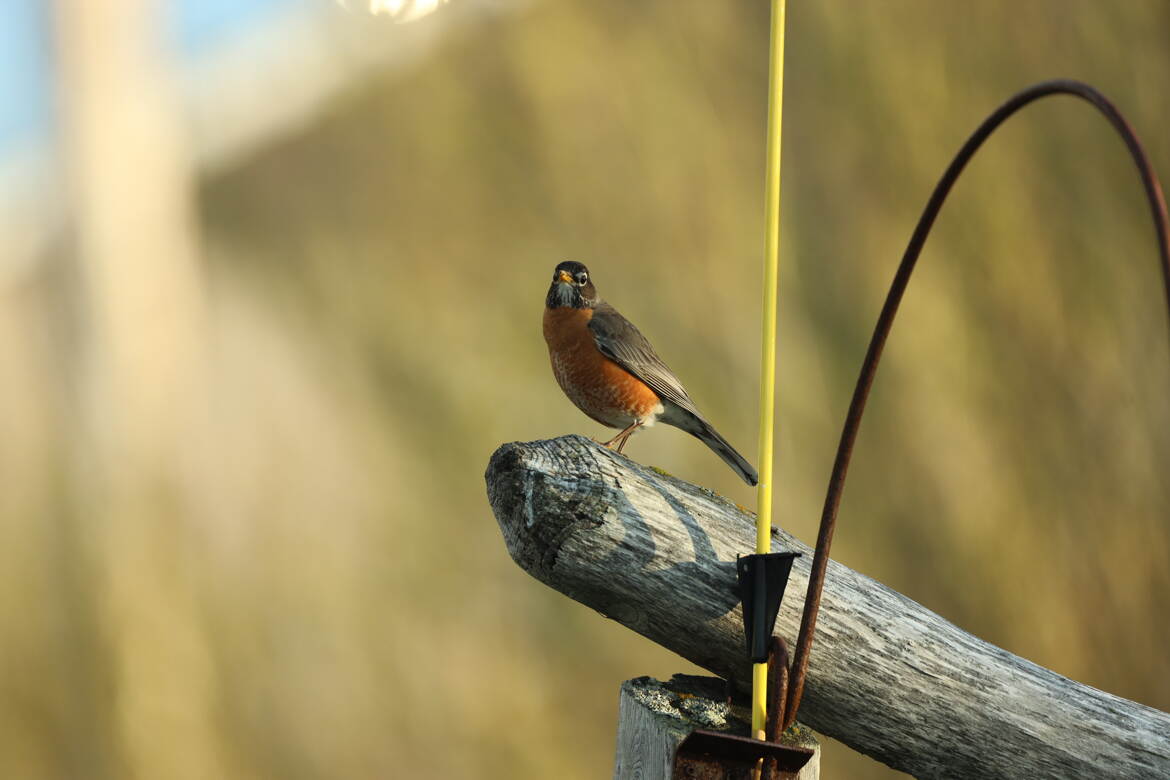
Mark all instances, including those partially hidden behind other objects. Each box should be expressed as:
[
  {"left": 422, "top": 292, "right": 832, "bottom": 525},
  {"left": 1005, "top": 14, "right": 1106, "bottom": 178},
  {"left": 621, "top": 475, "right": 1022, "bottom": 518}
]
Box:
[
  {"left": 608, "top": 421, "right": 645, "bottom": 453},
  {"left": 615, "top": 423, "right": 643, "bottom": 453},
  {"left": 600, "top": 421, "right": 642, "bottom": 452}
]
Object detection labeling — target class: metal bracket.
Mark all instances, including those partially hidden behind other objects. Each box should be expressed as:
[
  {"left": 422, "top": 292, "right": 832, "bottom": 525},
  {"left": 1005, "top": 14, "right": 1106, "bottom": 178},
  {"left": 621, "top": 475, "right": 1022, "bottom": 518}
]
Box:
[{"left": 672, "top": 637, "right": 813, "bottom": 779}]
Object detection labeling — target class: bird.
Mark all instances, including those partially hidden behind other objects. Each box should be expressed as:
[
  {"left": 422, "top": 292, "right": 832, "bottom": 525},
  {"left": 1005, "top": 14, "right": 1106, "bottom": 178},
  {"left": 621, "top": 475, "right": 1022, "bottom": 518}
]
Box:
[{"left": 542, "top": 260, "right": 759, "bottom": 486}]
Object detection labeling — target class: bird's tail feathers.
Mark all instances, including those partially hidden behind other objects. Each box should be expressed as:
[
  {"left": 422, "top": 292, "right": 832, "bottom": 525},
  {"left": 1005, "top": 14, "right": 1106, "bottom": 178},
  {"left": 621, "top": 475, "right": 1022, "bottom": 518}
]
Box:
[
  {"left": 696, "top": 424, "right": 759, "bottom": 487},
  {"left": 664, "top": 405, "right": 758, "bottom": 486}
]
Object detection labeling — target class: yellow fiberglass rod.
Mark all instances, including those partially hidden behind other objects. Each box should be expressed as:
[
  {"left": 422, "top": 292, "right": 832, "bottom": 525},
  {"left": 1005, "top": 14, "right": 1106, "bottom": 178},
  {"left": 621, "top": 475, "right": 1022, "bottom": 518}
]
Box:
[{"left": 753, "top": 0, "right": 786, "bottom": 741}]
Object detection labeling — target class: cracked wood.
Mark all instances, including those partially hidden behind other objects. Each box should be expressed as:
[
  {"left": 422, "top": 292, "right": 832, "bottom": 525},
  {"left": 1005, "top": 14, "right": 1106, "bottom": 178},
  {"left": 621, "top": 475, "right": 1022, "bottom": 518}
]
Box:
[{"left": 485, "top": 435, "right": 1170, "bottom": 780}]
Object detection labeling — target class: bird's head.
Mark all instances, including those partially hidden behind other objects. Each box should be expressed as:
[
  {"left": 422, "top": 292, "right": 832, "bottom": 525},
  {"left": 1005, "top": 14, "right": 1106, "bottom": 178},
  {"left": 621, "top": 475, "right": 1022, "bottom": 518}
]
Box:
[{"left": 545, "top": 261, "right": 599, "bottom": 309}]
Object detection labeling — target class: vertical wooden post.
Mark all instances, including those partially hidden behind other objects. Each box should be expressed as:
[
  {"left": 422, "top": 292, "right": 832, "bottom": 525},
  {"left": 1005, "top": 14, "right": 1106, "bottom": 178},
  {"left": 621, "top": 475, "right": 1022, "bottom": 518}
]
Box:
[
  {"left": 54, "top": 0, "right": 219, "bottom": 777},
  {"left": 613, "top": 676, "right": 819, "bottom": 780}
]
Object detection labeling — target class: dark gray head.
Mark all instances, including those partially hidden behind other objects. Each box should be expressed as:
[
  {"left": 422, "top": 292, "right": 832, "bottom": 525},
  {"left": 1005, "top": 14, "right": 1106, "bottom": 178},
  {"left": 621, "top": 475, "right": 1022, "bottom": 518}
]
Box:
[{"left": 545, "top": 261, "right": 600, "bottom": 309}]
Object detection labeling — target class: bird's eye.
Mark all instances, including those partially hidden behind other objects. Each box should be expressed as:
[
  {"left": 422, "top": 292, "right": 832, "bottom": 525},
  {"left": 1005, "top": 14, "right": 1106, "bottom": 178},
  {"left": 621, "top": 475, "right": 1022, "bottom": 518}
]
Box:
[{"left": 576, "top": 273, "right": 588, "bottom": 285}]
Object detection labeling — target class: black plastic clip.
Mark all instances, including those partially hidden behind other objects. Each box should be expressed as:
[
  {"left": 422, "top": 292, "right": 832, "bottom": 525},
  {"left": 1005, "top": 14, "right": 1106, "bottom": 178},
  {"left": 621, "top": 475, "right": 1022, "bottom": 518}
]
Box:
[{"left": 736, "top": 551, "right": 800, "bottom": 664}]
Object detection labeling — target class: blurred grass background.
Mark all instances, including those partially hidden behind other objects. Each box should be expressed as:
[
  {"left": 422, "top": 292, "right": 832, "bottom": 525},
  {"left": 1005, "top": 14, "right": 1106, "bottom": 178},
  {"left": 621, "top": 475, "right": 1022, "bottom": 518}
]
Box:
[{"left": 2, "top": 0, "right": 1169, "bottom": 777}]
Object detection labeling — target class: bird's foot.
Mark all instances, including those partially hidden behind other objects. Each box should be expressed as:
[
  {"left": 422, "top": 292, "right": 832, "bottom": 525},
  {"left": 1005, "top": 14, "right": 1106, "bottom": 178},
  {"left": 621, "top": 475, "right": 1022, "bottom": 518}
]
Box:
[{"left": 600, "top": 421, "right": 643, "bottom": 453}]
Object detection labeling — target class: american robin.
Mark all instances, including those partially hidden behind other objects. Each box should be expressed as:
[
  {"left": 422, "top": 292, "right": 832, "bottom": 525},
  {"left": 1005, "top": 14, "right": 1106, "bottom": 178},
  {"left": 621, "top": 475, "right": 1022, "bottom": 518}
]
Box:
[{"left": 543, "top": 261, "right": 759, "bottom": 486}]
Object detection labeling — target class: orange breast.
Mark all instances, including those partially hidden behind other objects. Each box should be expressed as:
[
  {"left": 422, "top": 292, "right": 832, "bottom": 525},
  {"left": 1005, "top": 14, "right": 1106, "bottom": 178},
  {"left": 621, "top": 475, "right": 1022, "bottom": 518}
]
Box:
[{"left": 543, "top": 306, "right": 662, "bottom": 428}]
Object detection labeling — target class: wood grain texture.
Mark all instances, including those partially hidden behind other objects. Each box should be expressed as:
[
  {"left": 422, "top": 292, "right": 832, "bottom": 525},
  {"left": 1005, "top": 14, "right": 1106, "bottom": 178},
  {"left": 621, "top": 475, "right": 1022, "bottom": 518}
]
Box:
[
  {"left": 613, "top": 675, "right": 819, "bottom": 780},
  {"left": 486, "top": 435, "right": 1170, "bottom": 779}
]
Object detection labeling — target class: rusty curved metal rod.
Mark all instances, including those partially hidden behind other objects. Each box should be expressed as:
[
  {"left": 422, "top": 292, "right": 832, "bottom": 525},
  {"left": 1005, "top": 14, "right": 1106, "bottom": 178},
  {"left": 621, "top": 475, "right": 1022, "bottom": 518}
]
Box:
[{"left": 782, "top": 79, "right": 1170, "bottom": 730}]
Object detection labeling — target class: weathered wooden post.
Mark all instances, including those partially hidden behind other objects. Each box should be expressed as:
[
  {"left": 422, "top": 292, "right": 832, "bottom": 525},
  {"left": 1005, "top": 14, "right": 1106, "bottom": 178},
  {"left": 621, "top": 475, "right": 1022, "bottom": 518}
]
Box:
[
  {"left": 485, "top": 435, "right": 1170, "bottom": 779},
  {"left": 613, "top": 676, "right": 819, "bottom": 780}
]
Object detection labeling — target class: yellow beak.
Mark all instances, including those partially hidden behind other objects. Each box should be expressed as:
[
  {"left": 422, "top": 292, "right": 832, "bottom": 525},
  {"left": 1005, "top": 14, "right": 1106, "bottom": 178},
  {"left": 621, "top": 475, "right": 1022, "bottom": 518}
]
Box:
[{"left": 557, "top": 270, "right": 574, "bottom": 284}]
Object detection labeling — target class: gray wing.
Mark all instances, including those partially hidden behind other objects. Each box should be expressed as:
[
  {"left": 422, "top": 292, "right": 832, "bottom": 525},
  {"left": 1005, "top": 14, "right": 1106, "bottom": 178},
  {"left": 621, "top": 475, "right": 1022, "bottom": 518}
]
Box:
[
  {"left": 587, "top": 302, "right": 703, "bottom": 418},
  {"left": 590, "top": 302, "right": 759, "bottom": 486}
]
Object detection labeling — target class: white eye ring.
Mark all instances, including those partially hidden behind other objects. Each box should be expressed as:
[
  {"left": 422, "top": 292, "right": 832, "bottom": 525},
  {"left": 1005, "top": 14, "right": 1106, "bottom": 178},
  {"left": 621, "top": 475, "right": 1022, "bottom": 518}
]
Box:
[{"left": 577, "top": 274, "right": 588, "bottom": 285}]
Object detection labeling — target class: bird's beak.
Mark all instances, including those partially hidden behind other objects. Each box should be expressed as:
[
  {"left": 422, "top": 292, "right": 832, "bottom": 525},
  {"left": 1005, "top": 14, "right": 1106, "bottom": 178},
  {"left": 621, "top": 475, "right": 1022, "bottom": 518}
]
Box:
[{"left": 557, "top": 270, "right": 574, "bottom": 284}]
